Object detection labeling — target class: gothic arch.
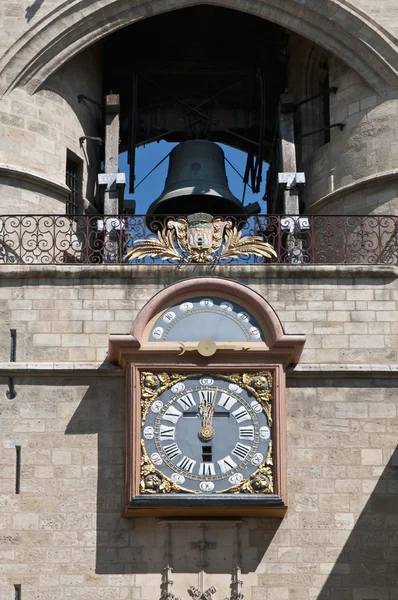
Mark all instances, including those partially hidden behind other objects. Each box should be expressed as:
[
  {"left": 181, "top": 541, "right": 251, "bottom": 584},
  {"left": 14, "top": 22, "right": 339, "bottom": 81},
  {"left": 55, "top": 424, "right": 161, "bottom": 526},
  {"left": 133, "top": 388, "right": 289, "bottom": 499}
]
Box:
[{"left": 1, "top": 0, "right": 398, "bottom": 97}]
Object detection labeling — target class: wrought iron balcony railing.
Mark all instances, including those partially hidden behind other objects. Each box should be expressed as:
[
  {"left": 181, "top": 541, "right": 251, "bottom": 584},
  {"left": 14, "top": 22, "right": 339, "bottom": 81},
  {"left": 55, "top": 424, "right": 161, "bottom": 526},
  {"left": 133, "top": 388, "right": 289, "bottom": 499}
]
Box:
[{"left": 0, "top": 214, "right": 396, "bottom": 266}]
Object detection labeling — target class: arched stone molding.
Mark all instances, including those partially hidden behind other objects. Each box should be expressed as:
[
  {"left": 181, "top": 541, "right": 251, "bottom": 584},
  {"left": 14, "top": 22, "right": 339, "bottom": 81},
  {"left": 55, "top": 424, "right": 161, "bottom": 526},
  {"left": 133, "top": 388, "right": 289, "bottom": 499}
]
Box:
[
  {"left": 1, "top": 0, "right": 398, "bottom": 97},
  {"left": 108, "top": 277, "right": 306, "bottom": 367}
]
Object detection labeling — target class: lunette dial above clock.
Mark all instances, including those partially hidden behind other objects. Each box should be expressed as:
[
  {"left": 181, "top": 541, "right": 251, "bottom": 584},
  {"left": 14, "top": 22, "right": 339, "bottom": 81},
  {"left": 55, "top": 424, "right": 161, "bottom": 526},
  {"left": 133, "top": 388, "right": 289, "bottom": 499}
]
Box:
[{"left": 148, "top": 296, "right": 265, "bottom": 343}]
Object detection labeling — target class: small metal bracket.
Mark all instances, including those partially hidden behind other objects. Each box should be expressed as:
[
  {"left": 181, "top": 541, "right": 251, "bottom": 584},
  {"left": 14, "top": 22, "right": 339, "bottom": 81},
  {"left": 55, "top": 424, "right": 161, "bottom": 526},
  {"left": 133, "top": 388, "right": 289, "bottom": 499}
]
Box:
[
  {"left": 77, "top": 94, "right": 103, "bottom": 110},
  {"left": 296, "top": 122, "right": 345, "bottom": 140},
  {"left": 79, "top": 136, "right": 103, "bottom": 146},
  {"left": 295, "top": 86, "right": 338, "bottom": 108},
  {"left": 278, "top": 172, "right": 306, "bottom": 191},
  {"left": 280, "top": 216, "right": 310, "bottom": 233},
  {"left": 97, "top": 173, "right": 126, "bottom": 210}
]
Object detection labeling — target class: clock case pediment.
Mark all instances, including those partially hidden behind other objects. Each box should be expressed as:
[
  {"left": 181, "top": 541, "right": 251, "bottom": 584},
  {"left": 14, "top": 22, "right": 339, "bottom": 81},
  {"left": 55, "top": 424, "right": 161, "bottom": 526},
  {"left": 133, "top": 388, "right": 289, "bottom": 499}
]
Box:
[{"left": 108, "top": 278, "right": 305, "bottom": 518}]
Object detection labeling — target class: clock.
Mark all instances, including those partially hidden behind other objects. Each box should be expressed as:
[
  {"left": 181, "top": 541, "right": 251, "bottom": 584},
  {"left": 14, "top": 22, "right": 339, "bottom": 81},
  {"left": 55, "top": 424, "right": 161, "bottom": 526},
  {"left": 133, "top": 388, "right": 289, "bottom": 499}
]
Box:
[
  {"left": 114, "top": 279, "right": 300, "bottom": 516},
  {"left": 148, "top": 296, "right": 265, "bottom": 343},
  {"left": 139, "top": 371, "right": 274, "bottom": 497}
]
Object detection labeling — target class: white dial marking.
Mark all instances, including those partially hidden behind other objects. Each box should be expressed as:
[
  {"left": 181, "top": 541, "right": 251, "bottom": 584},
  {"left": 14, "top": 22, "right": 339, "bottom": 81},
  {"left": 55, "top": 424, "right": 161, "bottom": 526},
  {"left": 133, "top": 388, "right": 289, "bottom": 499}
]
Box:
[
  {"left": 251, "top": 453, "right": 264, "bottom": 466},
  {"left": 200, "top": 377, "right": 214, "bottom": 386},
  {"left": 163, "top": 443, "right": 182, "bottom": 460},
  {"left": 162, "top": 405, "right": 182, "bottom": 424},
  {"left": 251, "top": 400, "right": 262, "bottom": 413},
  {"left": 151, "top": 400, "right": 163, "bottom": 414},
  {"left": 171, "top": 382, "right": 185, "bottom": 394},
  {"left": 199, "top": 462, "right": 216, "bottom": 476},
  {"left": 171, "top": 473, "right": 185, "bottom": 484},
  {"left": 229, "top": 473, "right": 243, "bottom": 485},
  {"left": 260, "top": 426, "right": 271, "bottom": 440},
  {"left": 152, "top": 326, "right": 164, "bottom": 339},
  {"left": 220, "top": 302, "right": 233, "bottom": 311},
  {"left": 177, "top": 393, "right": 196, "bottom": 410},
  {"left": 239, "top": 426, "right": 255, "bottom": 440},
  {"left": 250, "top": 327, "right": 261, "bottom": 339},
  {"left": 159, "top": 425, "right": 175, "bottom": 440},
  {"left": 150, "top": 453, "right": 163, "bottom": 466},
  {"left": 143, "top": 426, "right": 154, "bottom": 439},
  {"left": 180, "top": 302, "right": 193, "bottom": 312},
  {"left": 232, "top": 406, "right": 251, "bottom": 423},
  {"left": 199, "top": 481, "right": 214, "bottom": 492},
  {"left": 163, "top": 311, "right": 176, "bottom": 324},
  {"left": 200, "top": 298, "right": 213, "bottom": 308},
  {"left": 232, "top": 443, "right": 251, "bottom": 460},
  {"left": 177, "top": 456, "right": 196, "bottom": 473},
  {"left": 218, "top": 456, "right": 237, "bottom": 474},
  {"left": 237, "top": 312, "right": 249, "bottom": 322},
  {"left": 198, "top": 390, "right": 216, "bottom": 403},
  {"left": 217, "top": 392, "right": 237, "bottom": 411},
  {"left": 228, "top": 383, "right": 242, "bottom": 394}
]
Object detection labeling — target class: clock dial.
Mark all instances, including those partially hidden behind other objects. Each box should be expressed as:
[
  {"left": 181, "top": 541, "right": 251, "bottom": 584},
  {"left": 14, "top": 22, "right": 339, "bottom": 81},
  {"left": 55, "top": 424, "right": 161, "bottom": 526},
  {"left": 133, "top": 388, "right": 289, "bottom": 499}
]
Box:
[
  {"left": 148, "top": 296, "right": 265, "bottom": 342},
  {"left": 140, "top": 372, "right": 273, "bottom": 495}
]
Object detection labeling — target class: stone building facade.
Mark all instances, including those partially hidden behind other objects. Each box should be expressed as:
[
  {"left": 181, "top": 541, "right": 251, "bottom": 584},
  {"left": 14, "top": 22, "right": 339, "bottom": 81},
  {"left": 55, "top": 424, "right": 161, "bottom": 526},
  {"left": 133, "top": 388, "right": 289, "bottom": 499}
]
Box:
[{"left": 0, "top": 2, "right": 398, "bottom": 600}]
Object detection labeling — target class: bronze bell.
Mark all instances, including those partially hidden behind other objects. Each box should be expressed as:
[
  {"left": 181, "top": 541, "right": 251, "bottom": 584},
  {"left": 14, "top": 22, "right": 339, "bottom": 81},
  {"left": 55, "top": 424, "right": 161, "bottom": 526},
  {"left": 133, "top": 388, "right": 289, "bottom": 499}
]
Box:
[{"left": 146, "top": 140, "right": 247, "bottom": 217}]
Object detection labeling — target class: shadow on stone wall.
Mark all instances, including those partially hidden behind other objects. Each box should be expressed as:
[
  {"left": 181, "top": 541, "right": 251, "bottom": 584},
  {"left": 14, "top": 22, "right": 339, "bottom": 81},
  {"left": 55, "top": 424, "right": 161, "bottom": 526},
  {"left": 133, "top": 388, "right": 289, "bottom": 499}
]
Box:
[
  {"left": 66, "top": 376, "right": 279, "bottom": 575},
  {"left": 26, "top": 0, "right": 45, "bottom": 22},
  {"left": 316, "top": 445, "right": 398, "bottom": 600}
]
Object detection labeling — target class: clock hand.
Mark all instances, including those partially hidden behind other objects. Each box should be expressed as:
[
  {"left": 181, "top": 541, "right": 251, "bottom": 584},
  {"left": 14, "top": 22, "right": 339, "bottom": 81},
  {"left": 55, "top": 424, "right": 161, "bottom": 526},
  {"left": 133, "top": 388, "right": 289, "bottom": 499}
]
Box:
[
  {"left": 198, "top": 397, "right": 216, "bottom": 442},
  {"left": 178, "top": 340, "right": 249, "bottom": 356}
]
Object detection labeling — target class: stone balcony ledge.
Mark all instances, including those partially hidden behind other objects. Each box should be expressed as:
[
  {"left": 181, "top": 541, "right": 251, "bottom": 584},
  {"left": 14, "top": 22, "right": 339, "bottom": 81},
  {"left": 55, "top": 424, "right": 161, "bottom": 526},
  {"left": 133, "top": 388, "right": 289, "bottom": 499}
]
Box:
[{"left": 0, "top": 263, "right": 397, "bottom": 280}]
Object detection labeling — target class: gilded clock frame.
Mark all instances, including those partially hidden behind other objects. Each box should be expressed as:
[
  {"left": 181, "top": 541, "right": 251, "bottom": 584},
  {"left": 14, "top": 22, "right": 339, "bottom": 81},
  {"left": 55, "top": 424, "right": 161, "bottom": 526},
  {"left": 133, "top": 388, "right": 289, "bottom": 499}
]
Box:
[
  {"left": 139, "top": 370, "right": 274, "bottom": 496},
  {"left": 125, "top": 360, "right": 287, "bottom": 518}
]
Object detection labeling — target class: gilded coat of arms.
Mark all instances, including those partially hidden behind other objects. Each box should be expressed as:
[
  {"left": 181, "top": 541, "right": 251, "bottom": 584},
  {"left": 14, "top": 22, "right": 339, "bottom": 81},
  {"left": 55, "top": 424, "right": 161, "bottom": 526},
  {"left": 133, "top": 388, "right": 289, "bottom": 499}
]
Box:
[{"left": 125, "top": 213, "right": 276, "bottom": 264}]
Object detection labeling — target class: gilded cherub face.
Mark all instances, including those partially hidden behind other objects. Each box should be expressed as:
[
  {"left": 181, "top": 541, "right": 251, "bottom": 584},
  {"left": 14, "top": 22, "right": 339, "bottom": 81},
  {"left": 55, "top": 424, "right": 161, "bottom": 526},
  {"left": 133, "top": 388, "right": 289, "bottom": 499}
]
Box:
[
  {"left": 145, "top": 475, "right": 161, "bottom": 490},
  {"left": 144, "top": 375, "right": 158, "bottom": 388},
  {"left": 254, "top": 376, "right": 268, "bottom": 389},
  {"left": 251, "top": 473, "right": 270, "bottom": 491}
]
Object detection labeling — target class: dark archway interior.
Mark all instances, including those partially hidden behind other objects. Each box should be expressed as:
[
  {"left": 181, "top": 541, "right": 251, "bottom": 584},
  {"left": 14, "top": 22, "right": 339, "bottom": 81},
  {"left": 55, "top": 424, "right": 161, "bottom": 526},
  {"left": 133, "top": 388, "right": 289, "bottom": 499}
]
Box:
[{"left": 103, "top": 6, "right": 288, "bottom": 161}]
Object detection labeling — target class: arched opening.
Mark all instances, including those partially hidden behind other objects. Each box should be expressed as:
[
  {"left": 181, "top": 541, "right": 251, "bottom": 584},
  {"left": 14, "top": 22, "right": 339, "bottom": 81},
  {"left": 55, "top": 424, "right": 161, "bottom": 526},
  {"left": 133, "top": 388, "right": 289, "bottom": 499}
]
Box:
[
  {"left": 3, "top": 0, "right": 398, "bottom": 220},
  {"left": 103, "top": 7, "right": 286, "bottom": 214}
]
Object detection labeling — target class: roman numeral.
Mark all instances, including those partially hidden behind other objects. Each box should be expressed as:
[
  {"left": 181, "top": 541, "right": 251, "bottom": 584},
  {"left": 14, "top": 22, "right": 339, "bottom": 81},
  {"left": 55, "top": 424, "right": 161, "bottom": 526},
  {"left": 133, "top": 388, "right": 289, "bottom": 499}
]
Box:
[
  {"left": 177, "top": 456, "right": 196, "bottom": 473},
  {"left": 218, "top": 456, "right": 237, "bottom": 474},
  {"left": 232, "top": 406, "right": 251, "bottom": 423},
  {"left": 159, "top": 425, "right": 175, "bottom": 440},
  {"left": 163, "top": 443, "right": 181, "bottom": 460},
  {"left": 162, "top": 405, "right": 182, "bottom": 424},
  {"left": 198, "top": 390, "right": 216, "bottom": 404},
  {"left": 232, "top": 443, "right": 251, "bottom": 460},
  {"left": 199, "top": 462, "right": 216, "bottom": 476},
  {"left": 177, "top": 393, "right": 196, "bottom": 410},
  {"left": 217, "top": 393, "right": 237, "bottom": 411},
  {"left": 239, "top": 426, "right": 255, "bottom": 440}
]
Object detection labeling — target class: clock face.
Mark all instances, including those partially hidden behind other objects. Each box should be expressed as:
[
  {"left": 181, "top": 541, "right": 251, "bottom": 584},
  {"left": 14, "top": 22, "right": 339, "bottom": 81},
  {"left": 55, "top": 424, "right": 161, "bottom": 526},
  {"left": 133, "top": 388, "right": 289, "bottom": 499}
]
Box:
[
  {"left": 140, "top": 372, "right": 273, "bottom": 495},
  {"left": 148, "top": 296, "right": 265, "bottom": 343}
]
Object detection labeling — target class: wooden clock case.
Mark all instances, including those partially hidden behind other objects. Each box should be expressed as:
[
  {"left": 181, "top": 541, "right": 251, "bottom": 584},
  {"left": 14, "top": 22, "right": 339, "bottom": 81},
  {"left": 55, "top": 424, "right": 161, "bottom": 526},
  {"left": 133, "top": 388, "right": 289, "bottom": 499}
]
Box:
[{"left": 108, "top": 278, "right": 305, "bottom": 518}]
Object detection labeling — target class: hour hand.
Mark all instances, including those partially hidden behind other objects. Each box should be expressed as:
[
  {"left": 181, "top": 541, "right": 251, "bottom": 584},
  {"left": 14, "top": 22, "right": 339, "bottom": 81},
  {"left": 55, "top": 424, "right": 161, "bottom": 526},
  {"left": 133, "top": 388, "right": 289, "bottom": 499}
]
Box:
[{"left": 198, "top": 400, "right": 215, "bottom": 442}]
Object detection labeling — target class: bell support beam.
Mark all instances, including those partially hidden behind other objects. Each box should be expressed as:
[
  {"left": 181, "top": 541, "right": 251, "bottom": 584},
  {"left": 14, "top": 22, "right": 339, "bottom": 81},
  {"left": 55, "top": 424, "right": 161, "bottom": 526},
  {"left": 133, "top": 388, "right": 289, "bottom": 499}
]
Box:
[
  {"left": 278, "top": 93, "right": 305, "bottom": 215},
  {"left": 98, "top": 94, "right": 125, "bottom": 215}
]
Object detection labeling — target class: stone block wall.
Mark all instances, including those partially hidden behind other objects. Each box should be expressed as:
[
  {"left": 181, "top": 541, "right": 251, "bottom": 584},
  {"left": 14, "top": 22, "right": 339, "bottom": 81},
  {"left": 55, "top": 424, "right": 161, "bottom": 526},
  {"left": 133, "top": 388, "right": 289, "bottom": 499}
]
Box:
[
  {"left": 0, "top": 266, "right": 396, "bottom": 600},
  {"left": 0, "top": 267, "right": 396, "bottom": 365},
  {"left": 0, "top": 372, "right": 396, "bottom": 600},
  {"left": 0, "top": 45, "right": 102, "bottom": 214}
]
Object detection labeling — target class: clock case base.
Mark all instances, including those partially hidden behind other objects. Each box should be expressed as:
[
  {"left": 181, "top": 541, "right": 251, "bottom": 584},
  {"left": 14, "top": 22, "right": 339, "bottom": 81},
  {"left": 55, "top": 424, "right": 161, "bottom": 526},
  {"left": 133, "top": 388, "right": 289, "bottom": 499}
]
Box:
[{"left": 125, "top": 494, "right": 287, "bottom": 518}]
